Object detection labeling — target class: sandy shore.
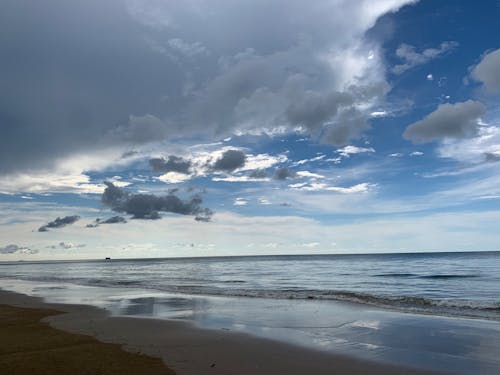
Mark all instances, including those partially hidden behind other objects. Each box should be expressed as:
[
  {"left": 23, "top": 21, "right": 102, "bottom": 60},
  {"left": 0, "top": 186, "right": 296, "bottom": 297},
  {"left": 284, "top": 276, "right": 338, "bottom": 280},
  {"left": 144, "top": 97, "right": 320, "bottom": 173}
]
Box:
[
  {"left": 0, "top": 303, "right": 174, "bottom": 374},
  {"left": 0, "top": 289, "right": 448, "bottom": 375}
]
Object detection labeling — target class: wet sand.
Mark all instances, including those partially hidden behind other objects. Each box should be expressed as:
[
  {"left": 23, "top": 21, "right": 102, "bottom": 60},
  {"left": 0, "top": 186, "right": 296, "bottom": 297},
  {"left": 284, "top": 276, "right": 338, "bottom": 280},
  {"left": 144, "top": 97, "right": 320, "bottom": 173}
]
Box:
[{"left": 0, "top": 289, "right": 447, "bottom": 375}]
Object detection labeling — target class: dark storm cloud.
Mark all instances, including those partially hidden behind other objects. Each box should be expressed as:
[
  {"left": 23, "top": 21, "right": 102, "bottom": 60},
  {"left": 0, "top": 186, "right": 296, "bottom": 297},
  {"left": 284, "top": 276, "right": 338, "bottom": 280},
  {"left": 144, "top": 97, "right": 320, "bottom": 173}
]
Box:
[
  {"left": 249, "top": 169, "right": 268, "bottom": 179},
  {"left": 38, "top": 215, "right": 80, "bottom": 232},
  {"left": 101, "top": 181, "right": 213, "bottom": 221},
  {"left": 101, "top": 216, "right": 128, "bottom": 224},
  {"left": 0, "top": 1, "right": 181, "bottom": 175},
  {"left": 273, "top": 167, "right": 297, "bottom": 180},
  {"left": 403, "top": 101, "right": 486, "bottom": 143},
  {"left": 212, "top": 150, "right": 246, "bottom": 172},
  {"left": 87, "top": 216, "right": 127, "bottom": 227},
  {"left": 0, "top": 1, "right": 411, "bottom": 177},
  {"left": 0, "top": 244, "right": 38, "bottom": 255},
  {"left": 149, "top": 156, "right": 191, "bottom": 174}
]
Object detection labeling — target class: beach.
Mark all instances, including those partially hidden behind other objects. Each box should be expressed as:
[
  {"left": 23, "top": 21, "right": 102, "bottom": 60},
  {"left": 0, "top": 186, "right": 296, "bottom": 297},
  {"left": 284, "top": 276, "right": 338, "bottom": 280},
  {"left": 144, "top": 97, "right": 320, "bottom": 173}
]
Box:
[
  {"left": 1, "top": 253, "right": 500, "bottom": 374},
  {"left": 0, "top": 302, "right": 173, "bottom": 375},
  {"left": 0, "top": 289, "right": 451, "bottom": 375}
]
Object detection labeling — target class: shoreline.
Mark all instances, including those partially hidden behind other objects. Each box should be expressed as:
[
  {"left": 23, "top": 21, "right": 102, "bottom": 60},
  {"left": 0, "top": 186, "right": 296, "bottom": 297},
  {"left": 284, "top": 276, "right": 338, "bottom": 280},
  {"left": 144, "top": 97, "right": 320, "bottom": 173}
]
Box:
[{"left": 0, "top": 289, "right": 447, "bottom": 375}]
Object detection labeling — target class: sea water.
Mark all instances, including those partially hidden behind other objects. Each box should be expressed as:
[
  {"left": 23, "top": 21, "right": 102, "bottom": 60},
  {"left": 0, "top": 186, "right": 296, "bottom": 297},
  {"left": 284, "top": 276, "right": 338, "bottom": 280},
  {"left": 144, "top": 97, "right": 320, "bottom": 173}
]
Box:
[
  {"left": 1, "top": 251, "right": 500, "bottom": 374},
  {"left": 1, "top": 251, "right": 499, "bottom": 320}
]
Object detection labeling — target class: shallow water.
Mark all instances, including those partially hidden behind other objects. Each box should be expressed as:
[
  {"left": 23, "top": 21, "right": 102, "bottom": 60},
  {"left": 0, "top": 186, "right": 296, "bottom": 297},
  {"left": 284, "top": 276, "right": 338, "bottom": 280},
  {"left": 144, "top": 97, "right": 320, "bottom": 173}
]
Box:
[{"left": 2, "top": 278, "right": 500, "bottom": 374}]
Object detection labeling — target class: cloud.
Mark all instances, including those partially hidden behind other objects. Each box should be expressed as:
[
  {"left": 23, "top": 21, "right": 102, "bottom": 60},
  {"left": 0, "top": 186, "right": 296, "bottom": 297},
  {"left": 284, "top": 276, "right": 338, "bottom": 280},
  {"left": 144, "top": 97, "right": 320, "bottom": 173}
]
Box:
[
  {"left": 291, "top": 154, "right": 326, "bottom": 166},
  {"left": 0, "top": 0, "right": 414, "bottom": 179},
  {"left": 233, "top": 198, "right": 248, "bottom": 206},
  {"left": 322, "top": 107, "right": 372, "bottom": 146},
  {"left": 392, "top": 41, "right": 458, "bottom": 74},
  {"left": 101, "top": 181, "right": 213, "bottom": 221},
  {"left": 48, "top": 242, "right": 86, "bottom": 249},
  {"left": 337, "top": 145, "right": 375, "bottom": 157},
  {"left": 437, "top": 124, "right": 500, "bottom": 164},
  {"left": 273, "top": 167, "right": 297, "bottom": 180},
  {"left": 471, "top": 48, "right": 500, "bottom": 93},
  {"left": 248, "top": 169, "right": 268, "bottom": 179},
  {"left": 302, "top": 242, "right": 320, "bottom": 248},
  {"left": 289, "top": 182, "right": 372, "bottom": 193},
  {"left": 0, "top": 244, "right": 37, "bottom": 255},
  {"left": 99, "top": 216, "right": 128, "bottom": 224},
  {"left": 211, "top": 149, "right": 246, "bottom": 172},
  {"left": 296, "top": 171, "right": 325, "bottom": 179},
  {"left": 87, "top": 216, "right": 127, "bottom": 228},
  {"left": 38, "top": 215, "right": 80, "bottom": 232},
  {"left": 285, "top": 91, "right": 353, "bottom": 131},
  {"left": 484, "top": 152, "right": 500, "bottom": 162},
  {"left": 149, "top": 155, "right": 191, "bottom": 174},
  {"left": 403, "top": 100, "right": 486, "bottom": 143},
  {"left": 0, "top": 170, "right": 104, "bottom": 194}
]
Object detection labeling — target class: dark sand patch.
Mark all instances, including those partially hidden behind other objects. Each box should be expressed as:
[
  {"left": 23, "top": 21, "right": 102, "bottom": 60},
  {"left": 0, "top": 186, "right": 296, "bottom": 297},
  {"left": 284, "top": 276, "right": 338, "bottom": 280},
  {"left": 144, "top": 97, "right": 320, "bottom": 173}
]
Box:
[{"left": 0, "top": 304, "right": 175, "bottom": 375}]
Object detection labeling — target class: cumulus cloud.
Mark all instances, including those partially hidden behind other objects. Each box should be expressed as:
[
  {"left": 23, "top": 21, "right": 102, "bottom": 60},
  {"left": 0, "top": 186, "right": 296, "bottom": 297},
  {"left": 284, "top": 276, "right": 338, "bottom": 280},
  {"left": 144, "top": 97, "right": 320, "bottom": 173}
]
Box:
[
  {"left": 101, "top": 181, "right": 213, "bottom": 221},
  {"left": 274, "top": 167, "right": 297, "bottom": 180},
  {"left": 0, "top": 244, "right": 38, "bottom": 255},
  {"left": 403, "top": 100, "right": 486, "bottom": 143},
  {"left": 392, "top": 41, "right": 458, "bottom": 74},
  {"left": 38, "top": 215, "right": 80, "bottom": 232},
  {"left": 471, "top": 48, "right": 500, "bottom": 93},
  {"left": 211, "top": 149, "right": 246, "bottom": 172},
  {"left": 149, "top": 156, "right": 191, "bottom": 174},
  {"left": 0, "top": 0, "right": 414, "bottom": 179}
]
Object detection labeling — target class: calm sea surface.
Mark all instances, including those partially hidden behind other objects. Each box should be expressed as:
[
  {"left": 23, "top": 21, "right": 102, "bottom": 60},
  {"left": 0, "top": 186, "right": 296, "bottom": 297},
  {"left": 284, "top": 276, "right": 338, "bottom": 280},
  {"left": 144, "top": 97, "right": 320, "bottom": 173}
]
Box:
[{"left": 1, "top": 251, "right": 499, "bottom": 320}]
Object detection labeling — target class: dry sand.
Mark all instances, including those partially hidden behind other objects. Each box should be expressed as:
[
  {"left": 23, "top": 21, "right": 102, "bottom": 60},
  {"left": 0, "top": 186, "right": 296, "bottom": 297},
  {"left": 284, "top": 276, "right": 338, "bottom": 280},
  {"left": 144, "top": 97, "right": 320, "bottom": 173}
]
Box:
[
  {"left": 0, "top": 289, "right": 447, "bottom": 375},
  {"left": 0, "top": 303, "right": 174, "bottom": 375}
]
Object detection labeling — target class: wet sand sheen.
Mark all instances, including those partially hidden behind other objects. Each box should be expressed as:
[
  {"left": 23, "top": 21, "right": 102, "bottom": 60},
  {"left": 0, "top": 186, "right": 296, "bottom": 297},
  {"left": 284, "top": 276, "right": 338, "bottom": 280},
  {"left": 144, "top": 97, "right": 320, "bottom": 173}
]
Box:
[{"left": 0, "top": 290, "right": 447, "bottom": 375}]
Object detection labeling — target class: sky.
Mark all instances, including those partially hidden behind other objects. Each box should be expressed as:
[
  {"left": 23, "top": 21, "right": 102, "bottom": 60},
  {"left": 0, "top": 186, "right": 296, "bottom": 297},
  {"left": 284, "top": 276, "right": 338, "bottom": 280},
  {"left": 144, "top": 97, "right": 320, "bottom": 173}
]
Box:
[{"left": 1, "top": 0, "right": 500, "bottom": 260}]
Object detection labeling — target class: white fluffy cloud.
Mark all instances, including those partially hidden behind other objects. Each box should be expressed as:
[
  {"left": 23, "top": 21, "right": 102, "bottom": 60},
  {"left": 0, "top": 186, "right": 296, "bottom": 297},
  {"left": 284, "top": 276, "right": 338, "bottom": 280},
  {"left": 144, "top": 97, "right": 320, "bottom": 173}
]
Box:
[{"left": 337, "top": 145, "right": 376, "bottom": 157}]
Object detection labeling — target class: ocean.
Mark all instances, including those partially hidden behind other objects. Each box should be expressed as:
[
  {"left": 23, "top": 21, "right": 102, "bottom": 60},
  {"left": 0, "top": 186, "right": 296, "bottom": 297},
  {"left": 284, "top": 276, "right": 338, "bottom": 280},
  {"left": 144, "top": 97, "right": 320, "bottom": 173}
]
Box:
[
  {"left": 2, "top": 251, "right": 500, "bottom": 373},
  {"left": 1, "top": 251, "right": 499, "bottom": 320}
]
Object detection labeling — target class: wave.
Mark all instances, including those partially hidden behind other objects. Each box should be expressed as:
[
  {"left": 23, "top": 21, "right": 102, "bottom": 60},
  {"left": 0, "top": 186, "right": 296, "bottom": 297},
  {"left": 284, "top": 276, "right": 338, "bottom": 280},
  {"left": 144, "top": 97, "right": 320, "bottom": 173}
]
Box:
[
  {"left": 374, "top": 273, "right": 480, "bottom": 279},
  {"left": 419, "top": 274, "right": 480, "bottom": 279},
  {"left": 375, "top": 273, "right": 417, "bottom": 278}
]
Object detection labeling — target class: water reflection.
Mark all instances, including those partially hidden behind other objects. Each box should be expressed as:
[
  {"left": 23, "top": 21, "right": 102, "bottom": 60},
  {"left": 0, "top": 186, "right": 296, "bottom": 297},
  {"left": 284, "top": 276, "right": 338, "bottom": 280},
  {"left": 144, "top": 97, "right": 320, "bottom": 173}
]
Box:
[{"left": 2, "top": 279, "right": 500, "bottom": 374}]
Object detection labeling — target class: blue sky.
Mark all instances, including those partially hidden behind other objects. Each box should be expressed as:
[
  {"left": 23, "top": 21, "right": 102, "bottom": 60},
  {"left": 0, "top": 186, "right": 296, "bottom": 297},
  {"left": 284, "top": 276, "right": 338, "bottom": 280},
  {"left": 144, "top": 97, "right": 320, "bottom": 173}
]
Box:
[{"left": 1, "top": 0, "right": 500, "bottom": 259}]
